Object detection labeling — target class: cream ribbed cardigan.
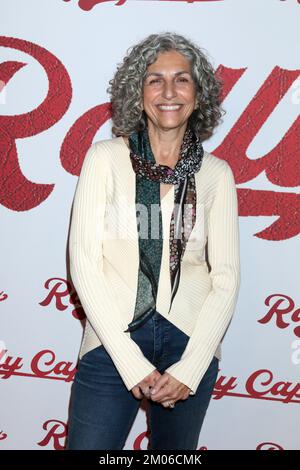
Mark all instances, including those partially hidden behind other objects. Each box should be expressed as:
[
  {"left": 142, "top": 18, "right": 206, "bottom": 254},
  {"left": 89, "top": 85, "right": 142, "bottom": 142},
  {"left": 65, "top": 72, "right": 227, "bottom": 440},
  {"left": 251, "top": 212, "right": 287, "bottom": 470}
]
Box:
[{"left": 69, "top": 136, "right": 240, "bottom": 396}]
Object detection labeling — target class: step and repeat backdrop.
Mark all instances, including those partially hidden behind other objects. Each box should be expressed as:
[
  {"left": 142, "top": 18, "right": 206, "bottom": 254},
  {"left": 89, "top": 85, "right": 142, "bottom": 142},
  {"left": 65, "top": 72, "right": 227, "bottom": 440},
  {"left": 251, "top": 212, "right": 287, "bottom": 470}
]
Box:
[{"left": 0, "top": 0, "right": 299, "bottom": 450}]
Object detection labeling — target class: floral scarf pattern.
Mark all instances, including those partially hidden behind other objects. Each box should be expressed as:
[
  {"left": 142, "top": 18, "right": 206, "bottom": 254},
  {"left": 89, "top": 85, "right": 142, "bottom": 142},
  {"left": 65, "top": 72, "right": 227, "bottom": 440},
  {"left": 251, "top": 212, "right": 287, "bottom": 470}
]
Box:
[{"left": 124, "top": 125, "right": 204, "bottom": 332}]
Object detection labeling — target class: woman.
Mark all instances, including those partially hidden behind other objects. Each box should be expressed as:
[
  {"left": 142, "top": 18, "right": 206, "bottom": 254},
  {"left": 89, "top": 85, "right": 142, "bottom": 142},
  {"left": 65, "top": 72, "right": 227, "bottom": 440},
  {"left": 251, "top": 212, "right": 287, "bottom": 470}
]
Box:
[{"left": 66, "top": 32, "right": 240, "bottom": 450}]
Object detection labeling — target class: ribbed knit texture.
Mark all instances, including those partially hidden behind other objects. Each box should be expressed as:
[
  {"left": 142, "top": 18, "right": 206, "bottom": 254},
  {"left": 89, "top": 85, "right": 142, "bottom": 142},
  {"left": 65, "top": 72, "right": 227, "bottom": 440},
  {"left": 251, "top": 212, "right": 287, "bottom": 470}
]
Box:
[{"left": 69, "top": 137, "right": 241, "bottom": 395}]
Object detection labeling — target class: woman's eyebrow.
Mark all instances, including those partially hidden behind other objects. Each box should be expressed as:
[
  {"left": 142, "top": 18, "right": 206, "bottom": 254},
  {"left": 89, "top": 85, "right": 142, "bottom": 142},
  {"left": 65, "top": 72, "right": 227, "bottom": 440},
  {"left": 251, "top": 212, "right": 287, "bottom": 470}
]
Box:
[{"left": 145, "top": 71, "right": 191, "bottom": 78}]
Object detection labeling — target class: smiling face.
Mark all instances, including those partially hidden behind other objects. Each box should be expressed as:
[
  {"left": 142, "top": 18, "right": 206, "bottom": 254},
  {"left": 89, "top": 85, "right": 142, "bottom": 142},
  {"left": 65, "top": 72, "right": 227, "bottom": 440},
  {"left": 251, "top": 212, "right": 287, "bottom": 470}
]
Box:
[{"left": 142, "top": 50, "right": 198, "bottom": 133}]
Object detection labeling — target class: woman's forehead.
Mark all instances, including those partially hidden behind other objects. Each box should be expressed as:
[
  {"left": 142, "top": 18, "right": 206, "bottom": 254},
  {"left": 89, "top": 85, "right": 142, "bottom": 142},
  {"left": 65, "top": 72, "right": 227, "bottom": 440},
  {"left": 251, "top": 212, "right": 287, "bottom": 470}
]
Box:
[{"left": 146, "top": 51, "right": 192, "bottom": 73}]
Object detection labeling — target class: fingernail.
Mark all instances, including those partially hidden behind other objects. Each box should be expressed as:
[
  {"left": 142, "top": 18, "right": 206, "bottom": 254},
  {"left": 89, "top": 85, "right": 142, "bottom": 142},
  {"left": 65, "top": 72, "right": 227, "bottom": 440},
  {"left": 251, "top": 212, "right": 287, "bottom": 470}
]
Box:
[{"left": 151, "top": 389, "right": 156, "bottom": 394}]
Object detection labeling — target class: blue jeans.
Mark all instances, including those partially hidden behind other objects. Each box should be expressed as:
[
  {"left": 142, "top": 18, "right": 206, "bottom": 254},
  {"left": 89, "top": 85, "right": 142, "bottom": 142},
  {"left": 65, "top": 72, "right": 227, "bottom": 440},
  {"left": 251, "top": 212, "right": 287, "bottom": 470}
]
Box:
[{"left": 66, "top": 310, "right": 219, "bottom": 450}]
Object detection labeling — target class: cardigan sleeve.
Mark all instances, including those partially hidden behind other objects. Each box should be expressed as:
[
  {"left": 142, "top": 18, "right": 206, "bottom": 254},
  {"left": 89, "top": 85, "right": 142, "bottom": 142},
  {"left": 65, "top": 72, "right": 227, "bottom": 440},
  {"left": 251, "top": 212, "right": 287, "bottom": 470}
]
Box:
[
  {"left": 69, "top": 143, "right": 156, "bottom": 391},
  {"left": 164, "top": 161, "right": 241, "bottom": 395}
]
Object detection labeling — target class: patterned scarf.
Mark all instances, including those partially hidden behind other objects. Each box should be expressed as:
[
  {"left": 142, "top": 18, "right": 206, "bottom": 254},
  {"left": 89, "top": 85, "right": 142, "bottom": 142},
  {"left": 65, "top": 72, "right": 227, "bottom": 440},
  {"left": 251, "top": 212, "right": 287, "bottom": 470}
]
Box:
[{"left": 124, "top": 125, "right": 204, "bottom": 333}]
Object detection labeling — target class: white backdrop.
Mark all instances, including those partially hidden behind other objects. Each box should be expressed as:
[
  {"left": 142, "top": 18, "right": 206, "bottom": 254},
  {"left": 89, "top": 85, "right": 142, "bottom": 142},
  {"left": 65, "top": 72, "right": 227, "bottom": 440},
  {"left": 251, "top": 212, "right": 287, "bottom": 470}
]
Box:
[{"left": 1, "top": 0, "right": 300, "bottom": 450}]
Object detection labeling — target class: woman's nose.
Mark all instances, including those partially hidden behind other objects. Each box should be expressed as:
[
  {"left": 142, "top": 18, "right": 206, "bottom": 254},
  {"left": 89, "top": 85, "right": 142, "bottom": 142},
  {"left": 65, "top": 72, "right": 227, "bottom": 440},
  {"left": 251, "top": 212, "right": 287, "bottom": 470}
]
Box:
[{"left": 161, "top": 81, "right": 177, "bottom": 99}]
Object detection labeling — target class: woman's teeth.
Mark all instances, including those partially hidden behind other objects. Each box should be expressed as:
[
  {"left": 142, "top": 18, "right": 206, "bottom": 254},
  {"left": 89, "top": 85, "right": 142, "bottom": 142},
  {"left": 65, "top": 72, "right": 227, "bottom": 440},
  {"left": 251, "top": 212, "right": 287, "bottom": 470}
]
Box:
[{"left": 157, "top": 105, "right": 182, "bottom": 111}]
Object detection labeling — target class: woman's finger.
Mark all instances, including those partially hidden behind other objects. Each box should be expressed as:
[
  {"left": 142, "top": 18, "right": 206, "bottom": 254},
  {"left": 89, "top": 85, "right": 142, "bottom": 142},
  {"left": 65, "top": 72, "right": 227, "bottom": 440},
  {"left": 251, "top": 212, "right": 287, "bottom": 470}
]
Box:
[
  {"left": 131, "top": 385, "right": 143, "bottom": 399},
  {"left": 161, "top": 400, "right": 176, "bottom": 409},
  {"left": 141, "top": 387, "right": 151, "bottom": 398}
]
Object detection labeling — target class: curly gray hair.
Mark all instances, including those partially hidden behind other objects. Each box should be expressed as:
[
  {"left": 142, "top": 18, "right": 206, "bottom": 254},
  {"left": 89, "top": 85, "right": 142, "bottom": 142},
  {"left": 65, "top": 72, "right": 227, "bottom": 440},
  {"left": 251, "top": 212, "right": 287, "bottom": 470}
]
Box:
[{"left": 107, "top": 32, "right": 225, "bottom": 142}]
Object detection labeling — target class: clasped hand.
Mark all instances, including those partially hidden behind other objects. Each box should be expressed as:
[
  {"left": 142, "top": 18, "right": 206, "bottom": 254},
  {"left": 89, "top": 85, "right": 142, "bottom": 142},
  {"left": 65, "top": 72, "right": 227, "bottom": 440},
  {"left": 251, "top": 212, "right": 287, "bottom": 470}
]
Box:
[{"left": 131, "top": 369, "right": 191, "bottom": 408}]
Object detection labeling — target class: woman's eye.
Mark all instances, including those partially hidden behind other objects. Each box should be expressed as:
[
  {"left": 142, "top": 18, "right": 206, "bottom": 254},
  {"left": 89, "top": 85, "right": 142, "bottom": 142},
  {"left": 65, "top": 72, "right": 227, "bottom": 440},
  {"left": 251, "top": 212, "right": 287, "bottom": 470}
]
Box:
[{"left": 147, "top": 77, "right": 189, "bottom": 85}]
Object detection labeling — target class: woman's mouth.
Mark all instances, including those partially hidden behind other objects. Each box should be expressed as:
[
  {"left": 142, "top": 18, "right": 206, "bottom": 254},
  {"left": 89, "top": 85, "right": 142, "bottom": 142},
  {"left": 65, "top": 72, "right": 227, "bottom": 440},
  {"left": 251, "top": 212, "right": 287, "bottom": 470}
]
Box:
[{"left": 157, "top": 104, "right": 183, "bottom": 111}]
